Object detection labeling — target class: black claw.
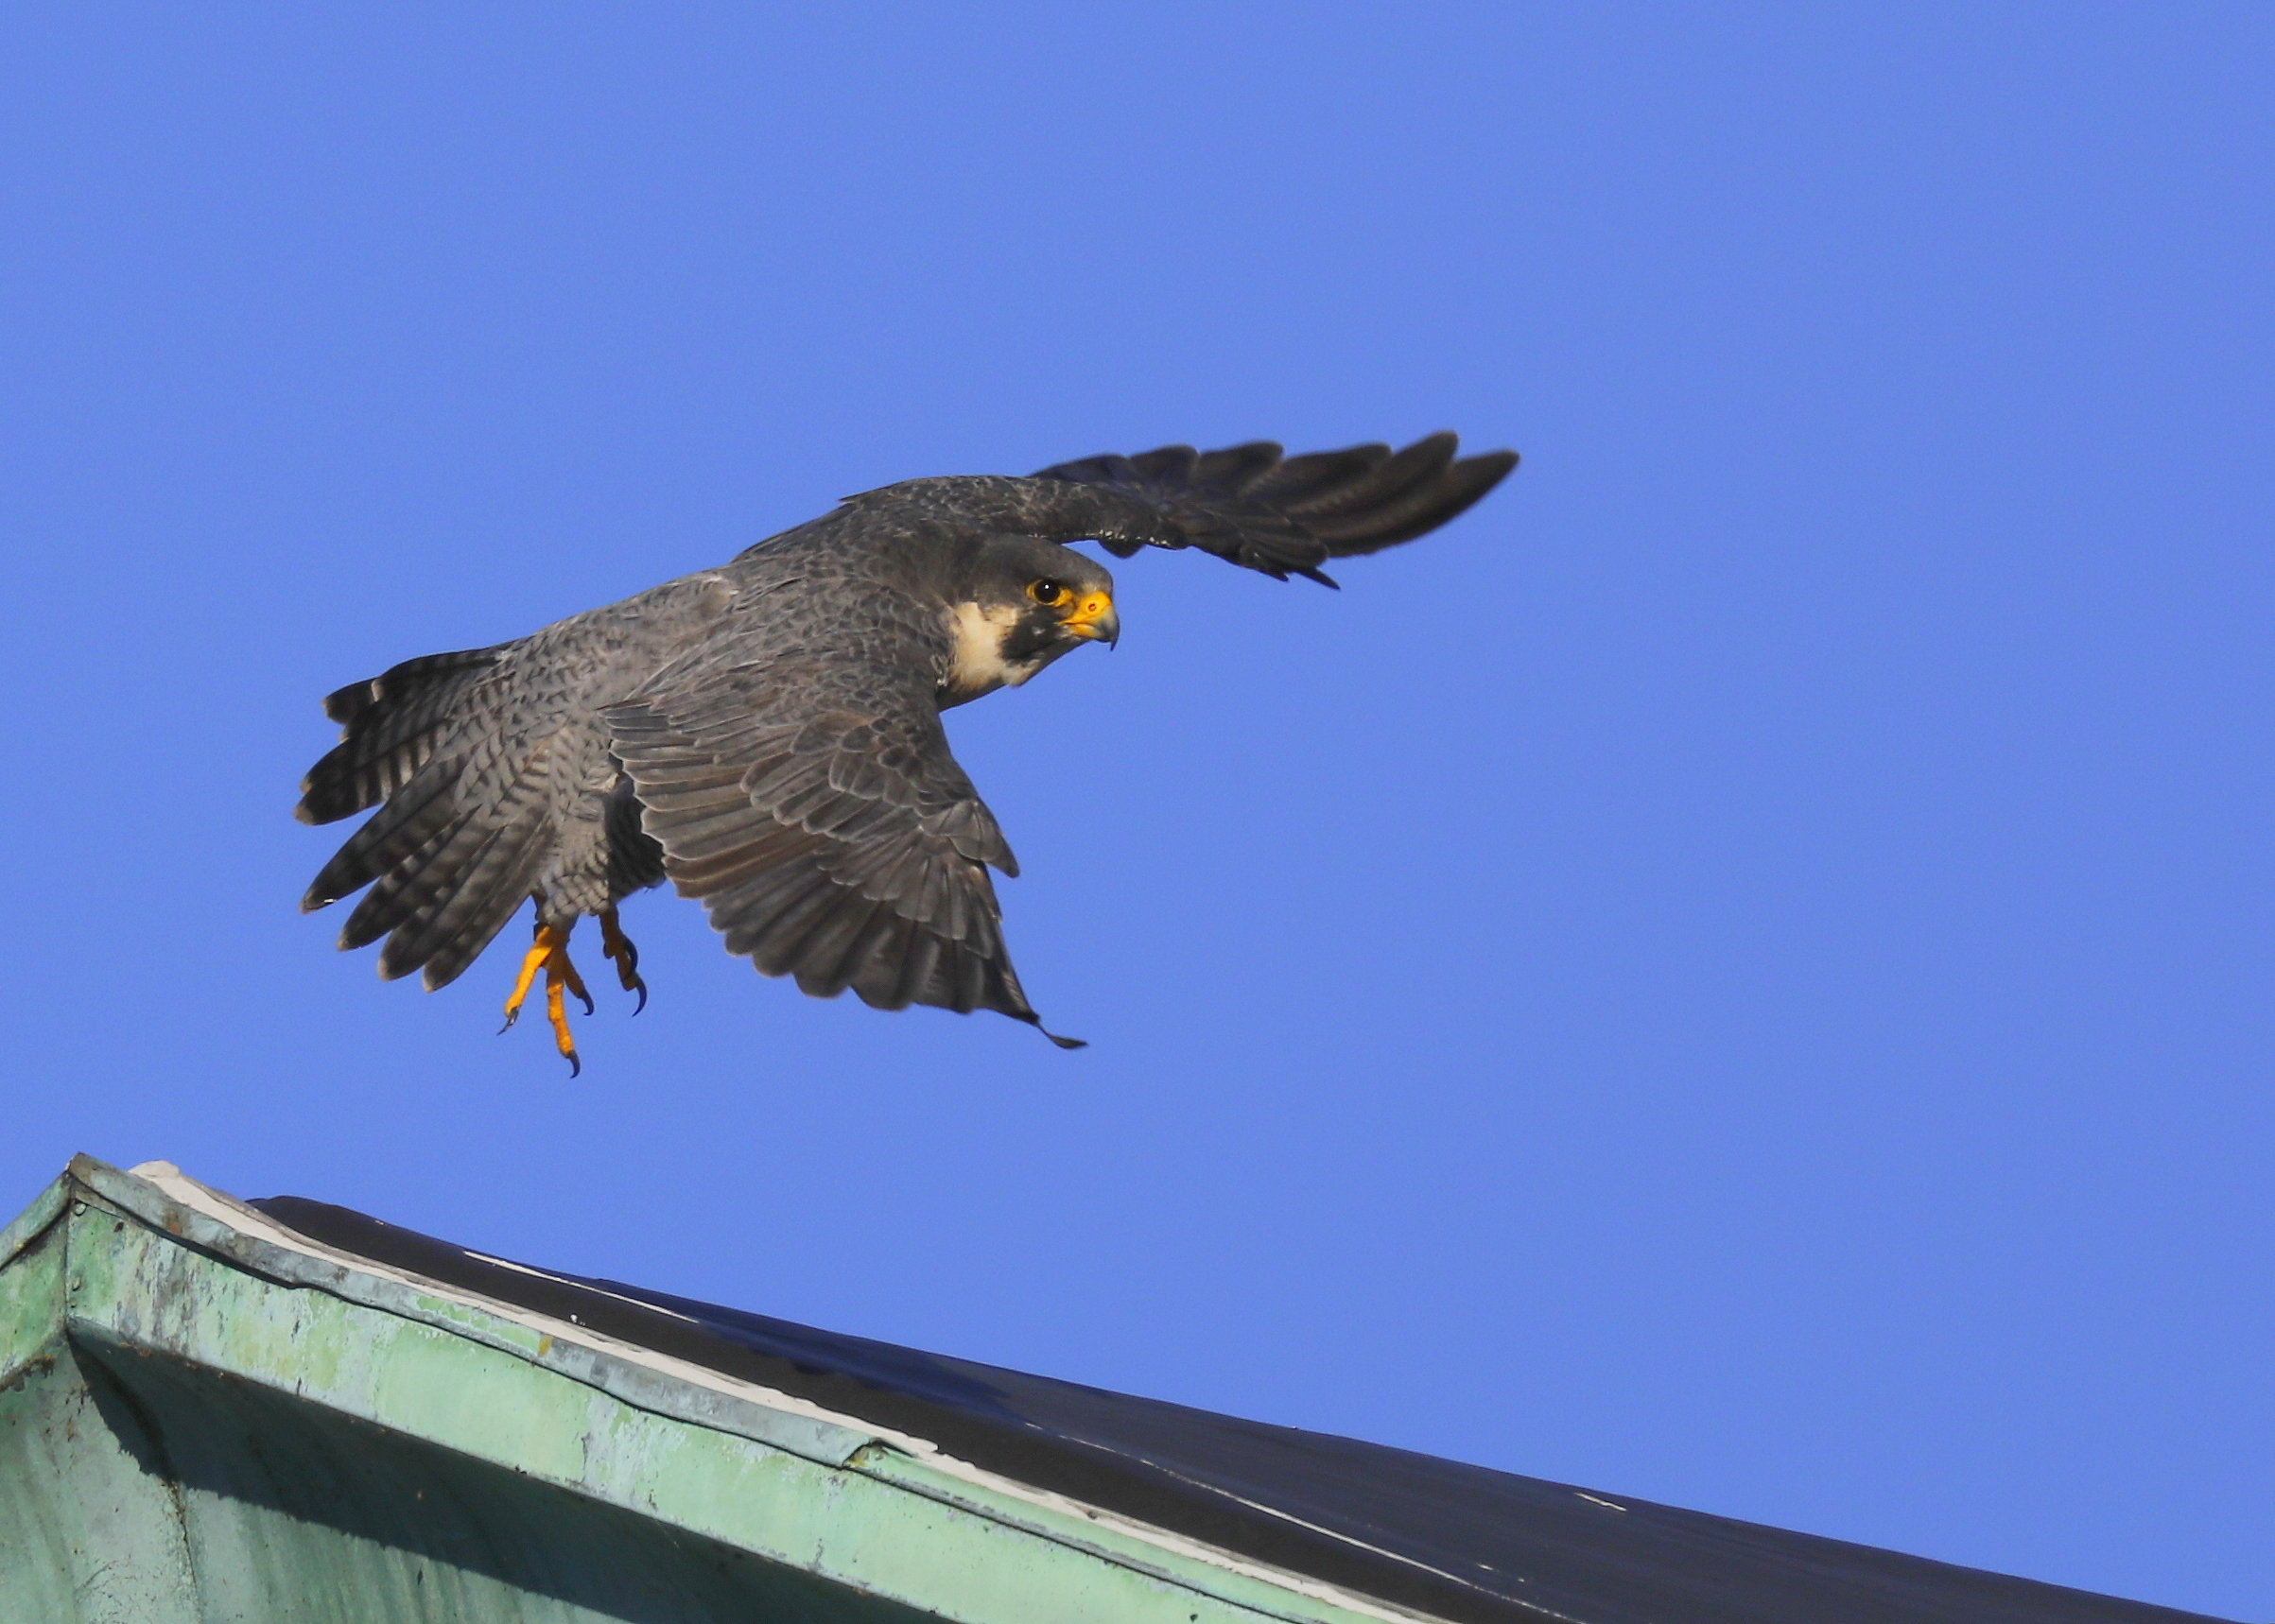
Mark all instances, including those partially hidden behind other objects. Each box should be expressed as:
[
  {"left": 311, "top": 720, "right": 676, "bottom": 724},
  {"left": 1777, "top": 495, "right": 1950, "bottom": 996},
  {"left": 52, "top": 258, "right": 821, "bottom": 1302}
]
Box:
[
  {"left": 576, "top": 990, "right": 595, "bottom": 1017},
  {"left": 498, "top": 1013, "right": 519, "bottom": 1035},
  {"left": 629, "top": 981, "right": 649, "bottom": 1017},
  {"left": 564, "top": 1049, "right": 582, "bottom": 1079}
]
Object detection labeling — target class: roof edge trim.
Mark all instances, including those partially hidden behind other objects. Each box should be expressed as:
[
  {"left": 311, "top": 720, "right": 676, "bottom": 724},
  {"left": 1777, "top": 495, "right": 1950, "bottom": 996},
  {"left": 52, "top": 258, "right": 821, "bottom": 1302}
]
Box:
[
  {"left": 59, "top": 1159, "right": 1461, "bottom": 1624},
  {"left": 0, "top": 1169, "right": 70, "bottom": 1270}
]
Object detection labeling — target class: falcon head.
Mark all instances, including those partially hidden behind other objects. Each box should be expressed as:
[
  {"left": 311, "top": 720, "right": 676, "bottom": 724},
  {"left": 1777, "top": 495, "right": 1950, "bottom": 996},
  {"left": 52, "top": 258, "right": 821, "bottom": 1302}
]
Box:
[{"left": 940, "top": 539, "right": 1119, "bottom": 706}]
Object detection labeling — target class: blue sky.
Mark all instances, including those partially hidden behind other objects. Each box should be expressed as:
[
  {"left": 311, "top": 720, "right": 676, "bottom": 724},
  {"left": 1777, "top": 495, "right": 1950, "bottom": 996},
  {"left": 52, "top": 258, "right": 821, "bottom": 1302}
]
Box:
[{"left": 4, "top": 5, "right": 2269, "bottom": 1615}]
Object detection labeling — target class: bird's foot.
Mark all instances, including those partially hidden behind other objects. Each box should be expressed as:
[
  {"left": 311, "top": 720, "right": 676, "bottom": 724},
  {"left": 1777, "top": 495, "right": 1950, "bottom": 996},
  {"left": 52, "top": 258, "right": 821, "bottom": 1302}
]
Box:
[
  {"left": 599, "top": 905, "right": 648, "bottom": 1015},
  {"left": 500, "top": 921, "right": 593, "bottom": 1077}
]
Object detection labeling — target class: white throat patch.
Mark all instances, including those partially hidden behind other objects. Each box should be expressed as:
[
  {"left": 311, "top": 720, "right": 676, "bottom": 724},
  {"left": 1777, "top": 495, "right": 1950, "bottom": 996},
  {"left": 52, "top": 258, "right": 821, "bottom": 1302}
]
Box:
[{"left": 942, "top": 600, "right": 1043, "bottom": 704}]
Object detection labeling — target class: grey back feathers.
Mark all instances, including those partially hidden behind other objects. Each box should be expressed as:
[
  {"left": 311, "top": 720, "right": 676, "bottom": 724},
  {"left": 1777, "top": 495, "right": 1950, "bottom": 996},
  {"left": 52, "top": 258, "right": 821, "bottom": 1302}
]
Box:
[{"left": 298, "top": 434, "right": 1517, "bottom": 1047}]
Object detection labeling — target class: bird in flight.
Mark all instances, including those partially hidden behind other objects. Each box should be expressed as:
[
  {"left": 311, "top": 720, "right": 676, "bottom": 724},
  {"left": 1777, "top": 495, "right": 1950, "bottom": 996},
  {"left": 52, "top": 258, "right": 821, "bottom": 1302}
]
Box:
[{"left": 299, "top": 433, "right": 1517, "bottom": 1071}]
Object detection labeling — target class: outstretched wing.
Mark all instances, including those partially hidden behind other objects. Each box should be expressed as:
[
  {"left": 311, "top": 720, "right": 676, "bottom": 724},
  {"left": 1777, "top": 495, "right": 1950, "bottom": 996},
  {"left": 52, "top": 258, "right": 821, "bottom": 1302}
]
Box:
[
  {"left": 603, "top": 665, "right": 1082, "bottom": 1046},
  {"left": 1031, "top": 431, "right": 1517, "bottom": 583}
]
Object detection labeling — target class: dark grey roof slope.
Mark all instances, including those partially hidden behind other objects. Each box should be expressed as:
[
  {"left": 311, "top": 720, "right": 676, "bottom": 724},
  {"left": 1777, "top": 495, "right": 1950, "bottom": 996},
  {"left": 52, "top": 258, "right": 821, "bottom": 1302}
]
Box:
[{"left": 252, "top": 1193, "right": 2223, "bottom": 1624}]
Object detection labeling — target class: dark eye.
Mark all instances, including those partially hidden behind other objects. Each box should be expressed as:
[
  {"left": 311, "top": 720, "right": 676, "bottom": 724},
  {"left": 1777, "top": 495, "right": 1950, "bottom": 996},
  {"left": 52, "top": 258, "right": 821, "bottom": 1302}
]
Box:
[{"left": 1028, "top": 579, "right": 1066, "bottom": 607}]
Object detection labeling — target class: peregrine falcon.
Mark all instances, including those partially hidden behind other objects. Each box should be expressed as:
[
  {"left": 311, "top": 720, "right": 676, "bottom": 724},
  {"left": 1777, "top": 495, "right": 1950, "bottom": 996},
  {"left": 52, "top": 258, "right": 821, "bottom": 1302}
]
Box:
[{"left": 300, "top": 433, "right": 1517, "bottom": 1069}]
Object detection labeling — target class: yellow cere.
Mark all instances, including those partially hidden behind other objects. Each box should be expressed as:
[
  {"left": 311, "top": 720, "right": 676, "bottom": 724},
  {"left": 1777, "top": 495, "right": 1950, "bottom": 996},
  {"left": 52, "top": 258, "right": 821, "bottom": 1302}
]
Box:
[{"left": 1067, "top": 591, "right": 1114, "bottom": 628}]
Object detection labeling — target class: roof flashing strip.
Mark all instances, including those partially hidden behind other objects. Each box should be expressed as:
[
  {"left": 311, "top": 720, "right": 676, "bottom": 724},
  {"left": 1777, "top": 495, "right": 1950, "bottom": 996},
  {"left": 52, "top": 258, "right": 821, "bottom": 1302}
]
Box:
[
  {"left": 77, "top": 1158, "right": 1456, "bottom": 1624},
  {"left": 0, "top": 1172, "right": 70, "bottom": 1269},
  {"left": 94, "top": 1157, "right": 880, "bottom": 1467}
]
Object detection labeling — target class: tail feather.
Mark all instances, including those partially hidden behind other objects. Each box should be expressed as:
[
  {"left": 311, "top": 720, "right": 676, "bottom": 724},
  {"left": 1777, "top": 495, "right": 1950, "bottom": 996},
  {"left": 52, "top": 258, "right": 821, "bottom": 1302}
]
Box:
[
  {"left": 392, "top": 814, "right": 555, "bottom": 991},
  {"left": 303, "top": 755, "right": 463, "bottom": 911},
  {"left": 303, "top": 637, "right": 576, "bottom": 991},
  {"left": 340, "top": 808, "right": 482, "bottom": 953},
  {"left": 312, "top": 762, "right": 571, "bottom": 999},
  {"left": 299, "top": 647, "right": 504, "bottom": 825}
]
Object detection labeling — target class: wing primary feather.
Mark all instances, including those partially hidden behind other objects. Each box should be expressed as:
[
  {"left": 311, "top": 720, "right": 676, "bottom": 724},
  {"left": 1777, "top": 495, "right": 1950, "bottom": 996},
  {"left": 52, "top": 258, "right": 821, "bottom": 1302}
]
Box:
[
  {"left": 1311, "top": 450, "right": 1520, "bottom": 556},
  {"left": 1028, "top": 432, "right": 1512, "bottom": 579}
]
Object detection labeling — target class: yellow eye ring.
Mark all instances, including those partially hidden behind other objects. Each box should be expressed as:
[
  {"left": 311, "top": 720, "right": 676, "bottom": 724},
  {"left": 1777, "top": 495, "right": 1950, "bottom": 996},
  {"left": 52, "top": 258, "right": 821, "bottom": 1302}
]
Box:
[{"left": 1028, "top": 579, "right": 1067, "bottom": 607}]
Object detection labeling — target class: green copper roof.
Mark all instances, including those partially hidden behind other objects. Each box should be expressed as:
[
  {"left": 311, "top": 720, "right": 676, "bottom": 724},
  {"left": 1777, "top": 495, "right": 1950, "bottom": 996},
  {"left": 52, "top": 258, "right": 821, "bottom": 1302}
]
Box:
[
  {"left": 0, "top": 1158, "right": 2223, "bottom": 1624},
  {"left": 1, "top": 1157, "right": 1434, "bottom": 1624}
]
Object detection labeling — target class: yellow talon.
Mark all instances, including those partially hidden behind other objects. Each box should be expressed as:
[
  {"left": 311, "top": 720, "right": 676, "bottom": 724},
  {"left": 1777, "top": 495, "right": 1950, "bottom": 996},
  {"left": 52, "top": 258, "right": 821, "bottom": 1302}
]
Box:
[
  {"left": 553, "top": 940, "right": 592, "bottom": 1014},
  {"left": 599, "top": 906, "right": 648, "bottom": 1014},
  {"left": 502, "top": 930, "right": 552, "bottom": 1026},
  {"left": 500, "top": 918, "right": 592, "bottom": 1076},
  {"left": 543, "top": 970, "right": 573, "bottom": 1063}
]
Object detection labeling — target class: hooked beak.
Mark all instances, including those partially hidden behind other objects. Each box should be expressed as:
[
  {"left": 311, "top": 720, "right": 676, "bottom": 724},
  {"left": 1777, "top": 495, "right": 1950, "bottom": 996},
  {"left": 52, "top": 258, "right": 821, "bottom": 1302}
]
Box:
[{"left": 1062, "top": 590, "right": 1120, "bottom": 648}]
